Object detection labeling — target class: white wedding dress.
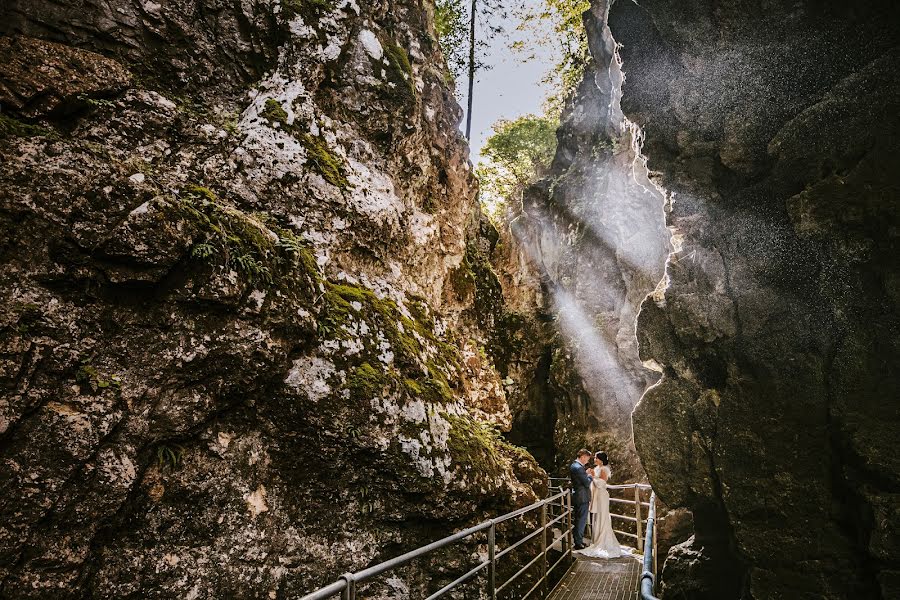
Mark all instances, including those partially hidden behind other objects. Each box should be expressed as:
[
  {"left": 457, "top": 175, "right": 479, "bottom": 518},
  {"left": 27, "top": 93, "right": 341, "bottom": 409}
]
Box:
[{"left": 576, "top": 466, "right": 630, "bottom": 559}]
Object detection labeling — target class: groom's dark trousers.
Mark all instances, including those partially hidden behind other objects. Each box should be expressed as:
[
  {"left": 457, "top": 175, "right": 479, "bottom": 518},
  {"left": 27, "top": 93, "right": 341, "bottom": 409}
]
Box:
[{"left": 569, "top": 460, "right": 592, "bottom": 547}]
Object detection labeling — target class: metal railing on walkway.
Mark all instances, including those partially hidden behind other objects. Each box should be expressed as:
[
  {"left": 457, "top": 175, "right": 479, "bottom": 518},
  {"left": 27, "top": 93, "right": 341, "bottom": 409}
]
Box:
[
  {"left": 549, "top": 478, "right": 659, "bottom": 598},
  {"left": 300, "top": 489, "right": 575, "bottom": 600}
]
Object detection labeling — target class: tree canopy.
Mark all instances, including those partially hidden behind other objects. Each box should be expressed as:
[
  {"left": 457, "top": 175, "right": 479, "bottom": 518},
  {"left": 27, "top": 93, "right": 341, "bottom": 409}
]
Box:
[
  {"left": 476, "top": 114, "right": 558, "bottom": 221},
  {"left": 514, "top": 0, "right": 590, "bottom": 118}
]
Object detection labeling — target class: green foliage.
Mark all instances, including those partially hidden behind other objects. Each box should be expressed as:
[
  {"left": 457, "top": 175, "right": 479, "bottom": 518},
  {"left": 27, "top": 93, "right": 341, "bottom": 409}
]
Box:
[
  {"left": 433, "top": 0, "right": 509, "bottom": 93},
  {"left": 177, "top": 186, "right": 276, "bottom": 284},
  {"left": 351, "top": 471, "right": 381, "bottom": 512},
  {"left": 77, "top": 93, "right": 117, "bottom": 110},
  {"left": 434, "top": 0, "right": 468, "bottom": 80},
  {"left": 156, "top": 444, "right": 184, "bottom": 471},
  {"left": 0, "top": 113, "right": 53, "bottom": 138},
  {"left": 513, "top": 0, "right": 590, "bottom": 117},
  {"left": 75, "top": 363, "right": 120, "bottom": 392},
  {"left": 276, "top": 232, "right": 303, "bottom": 254},
  {"left": 191, "top": 243, "right": 217, "bottom": 260},
  {"left": 234, "top": 253, "right": 272, "bottom": 283},
  {"left": 476, "top": 114, "right": 558, "bottom": 219}
]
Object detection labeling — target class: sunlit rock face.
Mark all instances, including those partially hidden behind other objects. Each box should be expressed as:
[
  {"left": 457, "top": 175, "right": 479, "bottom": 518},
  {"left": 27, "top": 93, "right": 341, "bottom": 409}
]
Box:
[
  {"left": 0, "top": 1, "right": 545, "bottom": 597},
  {"left": 498, "top": 0, "right": 669, "bottom": 478},
  {"left": 602, "top": 0, "right": 900, "bottom": 597}
]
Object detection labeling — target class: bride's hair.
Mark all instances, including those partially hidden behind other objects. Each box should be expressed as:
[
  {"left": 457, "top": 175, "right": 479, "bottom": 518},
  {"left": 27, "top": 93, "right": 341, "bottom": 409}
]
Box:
[{"left": 595, "top": 451, "right": 609, "bottom": 465}]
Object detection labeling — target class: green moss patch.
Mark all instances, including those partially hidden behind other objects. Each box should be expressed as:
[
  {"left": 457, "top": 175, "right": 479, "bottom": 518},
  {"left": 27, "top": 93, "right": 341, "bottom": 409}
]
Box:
[
  {"left": 347, "top": 362, "right": 385, "bottom": 398},
  {"left": 318, "top": 281, "right": 462, "bottom": 405},
  {"left": 446, "top": 413, "right": 528, "bottom": 479},
  {"left": 0, "top": 113, "right": 53, "bottom": 138},
  {"left": 259, "top": 97, "right": 350, "bottom": 189},
  {"left": 302, "top": 134, "right": 349, "bottom": 189},
  {"left": 261, "top": 98, "right": 289, "bottom": 126},
  {"left": 382, "top": 40, "right": 416, "bottom": 102}
]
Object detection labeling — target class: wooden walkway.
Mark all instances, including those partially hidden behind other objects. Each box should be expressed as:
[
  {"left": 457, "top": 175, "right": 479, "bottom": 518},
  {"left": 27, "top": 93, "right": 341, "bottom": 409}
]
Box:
[{"left": 547, "top": 554, "right": 641, "bottom": 600}]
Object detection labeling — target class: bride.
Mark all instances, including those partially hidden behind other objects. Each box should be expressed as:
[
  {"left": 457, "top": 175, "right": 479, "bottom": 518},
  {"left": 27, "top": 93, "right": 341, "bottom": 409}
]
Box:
[{"left": 577, "top": 451, "right": 629, "bottom": 559}]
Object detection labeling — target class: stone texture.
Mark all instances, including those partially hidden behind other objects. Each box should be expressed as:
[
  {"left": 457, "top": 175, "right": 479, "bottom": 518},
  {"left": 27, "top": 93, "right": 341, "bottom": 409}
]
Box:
[
  {"left": 597, "top": 0, "right": 900, "bottom": 597},
  {"left": 0, "top": 36, "right": 132, "bottom": 118},
  {"left": 0, "top": 1, "right": 545, "bottom": 597}
]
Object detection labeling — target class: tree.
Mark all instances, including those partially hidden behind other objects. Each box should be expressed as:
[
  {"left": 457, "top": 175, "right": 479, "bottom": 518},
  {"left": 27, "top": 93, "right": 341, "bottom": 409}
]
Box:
[
  {"left": 433, "top": 0, "right": 516, "bottom": 133},
  {"left": 512, "top": 0, "right": 590, "bottom": 118},
  {"left": 434, "top": 0, "right": 468, "bottom": 81},
  {"left": 465, "top": 0, "right": 476, "bottom": 139},
  {"left": 476, "top": 114, "right": 558, "bottom": 221}
]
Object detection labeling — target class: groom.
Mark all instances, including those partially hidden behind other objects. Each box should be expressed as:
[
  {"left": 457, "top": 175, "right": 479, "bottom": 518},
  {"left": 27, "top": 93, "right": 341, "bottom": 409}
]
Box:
[{"left": 569, "top": 448, "right": 593, "bottom": 550}]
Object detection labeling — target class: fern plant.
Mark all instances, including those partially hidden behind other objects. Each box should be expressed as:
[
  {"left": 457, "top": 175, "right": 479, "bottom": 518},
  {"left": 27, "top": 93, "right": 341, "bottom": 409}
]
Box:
[
  {"left": 157, "top": 444, "right": 185, "bottom": 471},
  {"left": 191, "top": 242, "right": 217, "bottom": 260}
]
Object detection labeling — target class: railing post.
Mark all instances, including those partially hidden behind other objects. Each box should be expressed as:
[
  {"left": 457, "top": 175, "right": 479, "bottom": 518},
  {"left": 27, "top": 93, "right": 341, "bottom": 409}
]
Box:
[
  {"left": 540, "top": 500, "right": 548, "bottom": 598},
  {"left": 339, "top": 573, "right": 356, "bottom": 600},
  {"left": 634, "top": 486, "right": 643, "bottom": 554},
  {"left": 565, "top": 490, "right": 573, "bottom": 556},
  {"left": 488, "top": 521, "right": 496, "bottom": 600}
]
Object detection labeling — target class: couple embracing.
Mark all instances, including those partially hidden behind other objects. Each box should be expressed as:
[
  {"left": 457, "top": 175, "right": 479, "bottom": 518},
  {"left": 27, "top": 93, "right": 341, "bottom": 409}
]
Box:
[{"left": 569, "top": 448, "right": 627, "bottom": 558}]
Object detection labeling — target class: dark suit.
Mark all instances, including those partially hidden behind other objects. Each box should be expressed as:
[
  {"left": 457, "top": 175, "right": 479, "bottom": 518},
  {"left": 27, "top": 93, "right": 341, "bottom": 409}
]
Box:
[{"left": 569, "top": 460, "right": 592, "bottom": 547}]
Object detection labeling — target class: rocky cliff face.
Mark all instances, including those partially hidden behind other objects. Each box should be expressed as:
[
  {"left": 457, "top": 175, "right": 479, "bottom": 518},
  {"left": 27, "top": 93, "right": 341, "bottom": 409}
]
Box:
[
  {"left": 0, "top": 1, "right": 545, "bottom": 597},
  {"left": 599, "top": 0, "right": 900, "bottom": 598},
  {"left": 497, "top": 0, "right": 670, "bottom": 479}
]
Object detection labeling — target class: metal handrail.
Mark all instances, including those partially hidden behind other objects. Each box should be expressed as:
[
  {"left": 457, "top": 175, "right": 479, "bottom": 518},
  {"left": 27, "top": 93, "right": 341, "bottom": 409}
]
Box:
[
  {"left": 607, "top": 483, "right": 652, "bottom": 490},
  {"left": 639, "top": 492, "right": 660, "bottom": 600},
  {"left": 300, "top": 489, "right": 574, "bottom": 600},
  {"left": 302, "top": 482, "right": 660, "bottom": 600}
]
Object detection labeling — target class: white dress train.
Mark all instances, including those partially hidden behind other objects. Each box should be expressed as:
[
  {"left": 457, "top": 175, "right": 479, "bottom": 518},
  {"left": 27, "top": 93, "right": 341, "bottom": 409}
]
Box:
[{"left": 576, "top": 466, "right": 631, "bottom": 559}]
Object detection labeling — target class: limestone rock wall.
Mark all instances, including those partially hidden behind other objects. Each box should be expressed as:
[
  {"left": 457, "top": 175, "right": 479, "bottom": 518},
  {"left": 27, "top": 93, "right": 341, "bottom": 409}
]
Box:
[
  {"left": 600, "top": 0, "right": 900, "bottom": 597},
  {"left": 0, "top": 1, "right": 545, "bottom": 597}
]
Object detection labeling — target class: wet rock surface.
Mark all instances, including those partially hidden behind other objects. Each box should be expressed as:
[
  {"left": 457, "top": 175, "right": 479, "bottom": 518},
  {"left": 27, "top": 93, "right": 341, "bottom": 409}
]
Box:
[
  {"left": 599, "top": 0, "right": 900, "bottom": 597},
  {"left": 0, "top": 1, "right": 545, "bottom": 597}
]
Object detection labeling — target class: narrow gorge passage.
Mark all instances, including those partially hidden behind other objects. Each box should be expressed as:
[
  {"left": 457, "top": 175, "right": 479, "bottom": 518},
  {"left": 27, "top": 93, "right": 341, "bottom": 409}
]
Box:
[
  {"left": 0, "top": 0, "right": 897, "bottom": 599},
  {"left": 499, "top": 0, "right": 670, "bottom": 485}
]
